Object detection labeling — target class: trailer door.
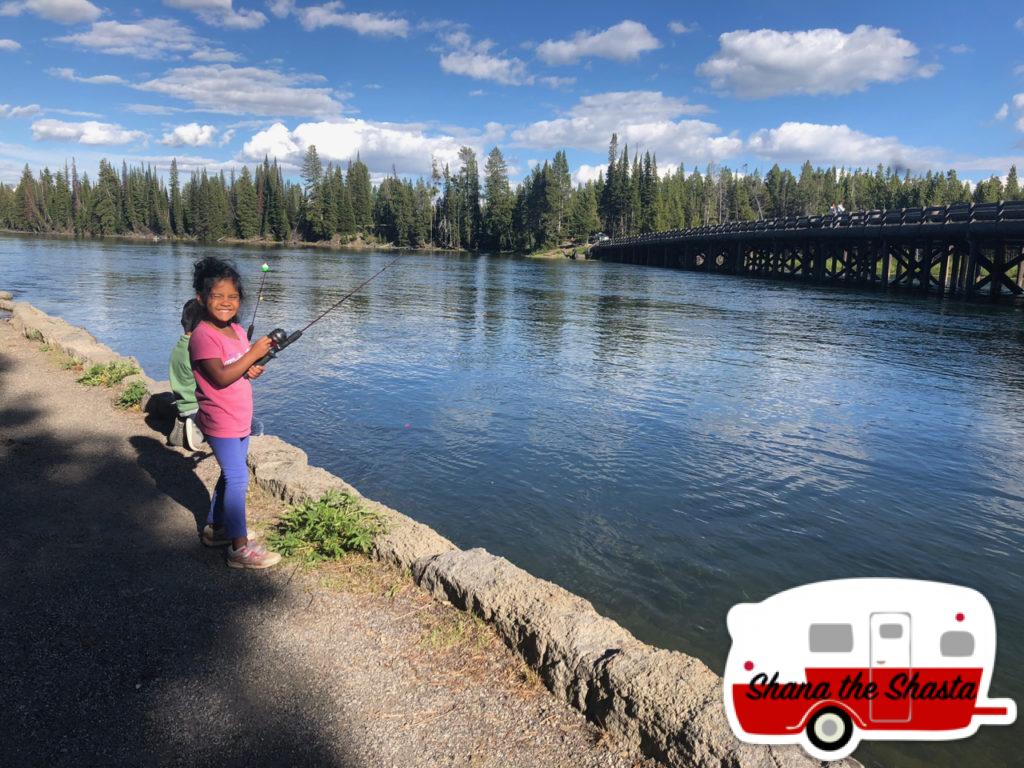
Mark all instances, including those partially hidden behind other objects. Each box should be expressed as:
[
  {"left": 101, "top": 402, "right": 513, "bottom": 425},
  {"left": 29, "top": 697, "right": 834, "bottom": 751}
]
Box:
[{"left": 869, "top": 612, "right": 912, "bottom": 722}]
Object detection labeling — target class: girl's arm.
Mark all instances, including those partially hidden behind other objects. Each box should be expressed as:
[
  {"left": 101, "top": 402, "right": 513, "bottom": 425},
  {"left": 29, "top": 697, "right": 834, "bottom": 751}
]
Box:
[{"left": 196, "top": 335, "right": 274, "bottom": 387}]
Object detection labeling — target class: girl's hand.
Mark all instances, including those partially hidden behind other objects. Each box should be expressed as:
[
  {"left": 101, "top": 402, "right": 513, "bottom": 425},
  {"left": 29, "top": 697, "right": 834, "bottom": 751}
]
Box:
[
  {"left": 250, "top": 335, "right": 274, "bottom": 359},
  {"left": 246, "top": 364, "right": 265, "bottom": 380}
]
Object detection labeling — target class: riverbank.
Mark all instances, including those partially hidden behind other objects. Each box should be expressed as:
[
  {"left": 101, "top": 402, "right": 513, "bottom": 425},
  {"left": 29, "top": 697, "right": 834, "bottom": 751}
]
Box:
[
  {"left": 0, "top": 299, "right": 854, "bottom": 768},
  {"left": 0, "top": 306, "right": 657, "bottom": 768},
  {"left": 0, "top": 227, "right": 591, "bottom": 260}
]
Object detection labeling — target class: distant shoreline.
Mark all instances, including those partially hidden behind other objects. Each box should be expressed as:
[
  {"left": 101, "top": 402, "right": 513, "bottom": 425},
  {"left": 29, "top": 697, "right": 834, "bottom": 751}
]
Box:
[{"left": 0, "top": 228, "right": 590, "bottom": 260}]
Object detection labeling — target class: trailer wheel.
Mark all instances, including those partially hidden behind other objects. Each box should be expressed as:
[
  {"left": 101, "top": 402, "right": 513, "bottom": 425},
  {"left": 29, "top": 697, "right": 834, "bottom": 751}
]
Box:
[{"left": 806, "top": 707, "right": 853, "bottom": 752}]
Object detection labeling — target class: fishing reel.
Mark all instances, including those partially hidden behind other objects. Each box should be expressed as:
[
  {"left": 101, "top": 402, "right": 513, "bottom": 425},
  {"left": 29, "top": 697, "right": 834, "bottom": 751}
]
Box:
[{"left": 255, "top": 327, "right": 303, "bottom": 366}]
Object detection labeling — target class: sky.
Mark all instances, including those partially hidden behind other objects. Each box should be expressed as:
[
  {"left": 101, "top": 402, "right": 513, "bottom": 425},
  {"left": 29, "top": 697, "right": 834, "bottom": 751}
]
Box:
[{"left": 1, "top": 0, "right": 1024, "bottom": 186}]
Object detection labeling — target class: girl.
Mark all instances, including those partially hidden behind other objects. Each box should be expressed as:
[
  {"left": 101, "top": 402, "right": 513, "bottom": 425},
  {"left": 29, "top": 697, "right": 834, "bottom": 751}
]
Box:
[{"left": 190, "top": 256, "right": 280, "bottom": 569}]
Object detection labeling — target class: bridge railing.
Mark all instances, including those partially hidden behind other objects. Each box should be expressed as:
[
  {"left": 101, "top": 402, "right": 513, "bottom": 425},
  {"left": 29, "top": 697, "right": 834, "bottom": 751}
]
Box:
[{"left": 594, "top": 201, "right": 1024, "bottom": 248}]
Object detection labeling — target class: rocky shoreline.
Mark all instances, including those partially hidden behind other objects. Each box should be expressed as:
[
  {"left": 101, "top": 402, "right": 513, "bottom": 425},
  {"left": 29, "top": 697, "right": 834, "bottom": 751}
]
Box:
[{"left": 1, "top": 294, "right": 856, "bottom": 768}]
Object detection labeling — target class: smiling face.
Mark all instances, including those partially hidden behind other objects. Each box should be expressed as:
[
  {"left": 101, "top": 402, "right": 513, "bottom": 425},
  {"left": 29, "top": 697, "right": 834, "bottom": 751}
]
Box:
[{"left": 198, "top": 277, "right": 241, "bottom": 327}]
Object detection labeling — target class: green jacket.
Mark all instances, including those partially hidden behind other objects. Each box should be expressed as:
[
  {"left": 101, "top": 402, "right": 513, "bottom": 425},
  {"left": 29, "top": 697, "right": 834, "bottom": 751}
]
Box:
[{"left": 169, "top": 333, "right": 198, "bottom": 415}]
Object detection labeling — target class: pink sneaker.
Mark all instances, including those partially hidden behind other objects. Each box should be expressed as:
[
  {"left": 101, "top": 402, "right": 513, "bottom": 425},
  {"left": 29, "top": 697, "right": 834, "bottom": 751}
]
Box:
[{"left": 227, "top": 542, "right": 281, "bottom": 569}]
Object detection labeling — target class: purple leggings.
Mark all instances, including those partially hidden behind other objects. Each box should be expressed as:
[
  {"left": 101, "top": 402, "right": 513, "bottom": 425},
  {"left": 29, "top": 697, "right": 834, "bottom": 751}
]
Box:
[{"left": 206, "top": 435, "right": 250, "bottom": 539}]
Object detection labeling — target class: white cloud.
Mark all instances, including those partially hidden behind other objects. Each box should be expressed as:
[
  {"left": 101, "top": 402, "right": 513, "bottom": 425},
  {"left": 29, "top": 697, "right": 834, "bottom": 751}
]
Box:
[
  {"left": 949, "top": 43, "right": 970, "bottom": 54},
  {"left": 1018, "top": 117, "right": 1024, "bottom": 133},
  {"left": 266, "top": 0, "right": 292, "bottom": 17},
  {"left": 573, "top": 163, "right": 604, "bottom": 184},
  {"left": 668, "top": 21, "right": 690, "bottom": 35},
  {"left": 31, "top": 118, "right": 147, "bottom": 145},
  {"left": 0, "top": 0, "right": 99, "bottom": 24},
  {"left": 126, "top": 103, "right": 184, "bottom": 115},
  {"left": 747, "top": 122, "right": 944, "bottom": 170},
  {"left": 1017, "top": 17, "right": 1024, "bottom": 31},
  {"left": 468, "top": 89, "right": 485, "bottom": 97},
  {"left": 56, "top": 18, "right": 201, "bottom": 59},
  {"left": 995, "top": 103, "right": 1009, "bottom": 121},
  {"left": 136, "top": 64, "right": 343, "bottom": 117},
  {"left": 295, "top": 2, "right": 408, "bottom": 36},
  {"left": 0, "top": 104, "right": 42, "bottom": 118},
  {"left": 160, "top": 122, "right": 217, "bottom": 146},
  {"left": 536, "top": 20, "right": 660, "bottom": 65},
  {"left": 1014, "top": 93, "right": 1024, "bottom": 110},
  {"left": 699, "top": 25, "right": 934, "bottom": 98},
  {"left": 47, "top": 67, "right": 127, "bottom": 85},
  {"left": 440, "top": 32, "right": 531, "bottom": 85},
  {"left": 0, "top": 38, "right": 20, "bottom": 50},
  {"left": 241, "top": 119, "right": 475, "bottom": 177},
  {"left": 510, "top": 91, "right": 735, "bottom": 168},
  {"left": 219, "top": 127, "right": 236, "bottom": 145},
  {"left": 539, "top": 76, "right": 575, "bottom": 89},
  {"left": 190, "top": 47, "right": 241, "bottom": 62},
  {"left": 164, "top": 0, "right": 266, "bottom": 29}
]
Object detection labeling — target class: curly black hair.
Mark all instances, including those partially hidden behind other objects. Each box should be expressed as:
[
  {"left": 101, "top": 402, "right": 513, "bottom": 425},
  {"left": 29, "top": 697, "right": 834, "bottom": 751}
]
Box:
[{"left": 192, "top": 256, "right": 245, "bottom": 301}]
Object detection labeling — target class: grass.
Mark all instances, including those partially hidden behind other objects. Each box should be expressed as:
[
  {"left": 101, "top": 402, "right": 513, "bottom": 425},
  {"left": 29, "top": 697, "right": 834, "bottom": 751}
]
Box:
[
  {"left": 24, "top": 329, "right": 43, "bottom": 342},
  {"left": 116, "top": 380, "right": 147, "bottom": 410},
  {"left": 267, "top": 489, "right": 388, "bottom": 562},
  {"left": 419, "top": 611, "right": 494, "bottom": 652},
  {"left": 77, "top": 360, "right": 139, "bottom": 387}
]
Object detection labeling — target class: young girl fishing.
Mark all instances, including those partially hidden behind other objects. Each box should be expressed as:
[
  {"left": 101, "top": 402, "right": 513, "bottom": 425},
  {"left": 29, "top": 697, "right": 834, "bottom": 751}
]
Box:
[{"left": 190, "top": 256, "right": 281, "bottom": 569}]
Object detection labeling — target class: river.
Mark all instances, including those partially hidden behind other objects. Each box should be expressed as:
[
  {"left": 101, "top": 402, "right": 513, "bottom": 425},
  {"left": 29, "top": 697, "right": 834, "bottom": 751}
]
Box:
[{"left": 1, "top": 233, "right": 1021, "bottom": 767}]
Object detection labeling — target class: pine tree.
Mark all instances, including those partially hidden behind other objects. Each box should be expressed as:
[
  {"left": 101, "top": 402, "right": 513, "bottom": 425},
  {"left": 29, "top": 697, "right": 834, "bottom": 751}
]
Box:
[
  {"left": 234, "top": 166, "right": 259, "bottom": 239},
  {"left": 169, "top": 159, "right": 183, "bottom": 235},
  {"left": 347, "top": 156, "right": 373, "bottom": 235},
  {"left": 1006, "top": 166, "right": 1020, "bottom": 200},
  {"left": 482, "top": 146, "right": 513, "bottom": 251}
]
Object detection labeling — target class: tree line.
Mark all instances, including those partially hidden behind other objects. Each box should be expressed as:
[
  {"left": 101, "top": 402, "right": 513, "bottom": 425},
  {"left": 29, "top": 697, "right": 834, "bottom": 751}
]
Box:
[{"left": 1, "top": 134, "right": 1021, "bottom": 251}]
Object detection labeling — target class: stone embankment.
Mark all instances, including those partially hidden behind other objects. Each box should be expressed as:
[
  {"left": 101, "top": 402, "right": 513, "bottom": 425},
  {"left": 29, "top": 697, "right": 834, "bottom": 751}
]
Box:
[{"left": 2, "top": 295, "right": 858, "bottom": 768}]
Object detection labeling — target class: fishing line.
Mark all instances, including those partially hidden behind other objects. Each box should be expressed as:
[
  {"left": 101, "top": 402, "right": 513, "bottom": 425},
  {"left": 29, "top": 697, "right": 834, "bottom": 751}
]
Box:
[
  {"left": 254, "top": 257, "right": 400, "bottom": 367},
  {"left": 246, "top": 261, "right": 271, "bottom": 341}
]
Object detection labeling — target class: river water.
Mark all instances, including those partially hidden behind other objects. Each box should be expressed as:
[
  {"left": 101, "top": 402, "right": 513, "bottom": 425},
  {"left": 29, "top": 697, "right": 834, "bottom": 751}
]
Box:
[{"left": 2, "top": 233, "right": 1021, "bottom": 767}]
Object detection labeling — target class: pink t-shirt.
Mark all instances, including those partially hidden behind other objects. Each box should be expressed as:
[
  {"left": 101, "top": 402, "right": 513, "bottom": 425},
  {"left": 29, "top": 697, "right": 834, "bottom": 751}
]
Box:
[{"left": 189, "top": 321, "right": 253, "bottom": 438}]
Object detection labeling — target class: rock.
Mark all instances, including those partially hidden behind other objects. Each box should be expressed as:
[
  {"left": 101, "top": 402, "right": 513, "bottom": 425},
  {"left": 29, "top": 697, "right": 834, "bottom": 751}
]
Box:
[
  {"left": 11, "top": 303, "right": 136, "bottom": 367},
  {"left": 0, "top": 290, "right": 12, "bottom": 300},
  {"left": 0, "top": 299, "right": 13, "bottom": 311}
]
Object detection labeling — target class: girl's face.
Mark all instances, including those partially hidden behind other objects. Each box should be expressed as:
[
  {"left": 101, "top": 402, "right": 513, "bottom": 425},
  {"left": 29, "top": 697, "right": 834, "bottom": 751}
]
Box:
[{"left": 198, "top": 278, "right": 240, "bottom": 327}]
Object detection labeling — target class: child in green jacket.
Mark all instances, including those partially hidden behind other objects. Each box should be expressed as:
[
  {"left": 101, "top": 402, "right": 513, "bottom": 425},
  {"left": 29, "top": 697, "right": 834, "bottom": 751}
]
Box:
[{"left": 168, "top": 299, "right": 204, "bottom": 450}]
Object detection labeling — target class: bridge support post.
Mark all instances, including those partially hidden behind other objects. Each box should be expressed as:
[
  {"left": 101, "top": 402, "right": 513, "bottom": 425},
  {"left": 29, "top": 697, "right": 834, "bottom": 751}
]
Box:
[
  {"left": 966, "top": 237, "right": 978, "bottom": 297},
  {"left": 937, "top": 244, "right": 950, "bottom": 297}
]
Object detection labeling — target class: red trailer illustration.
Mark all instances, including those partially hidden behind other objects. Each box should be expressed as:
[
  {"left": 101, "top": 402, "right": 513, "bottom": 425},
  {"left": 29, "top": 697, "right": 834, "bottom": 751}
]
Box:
[{"left": 724, "top": 578, "right": 1016, "bottom": 760}]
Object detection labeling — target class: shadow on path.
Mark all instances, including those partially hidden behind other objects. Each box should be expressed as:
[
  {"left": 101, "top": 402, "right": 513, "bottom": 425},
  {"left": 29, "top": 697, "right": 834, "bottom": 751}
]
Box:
[{"left": 0, "top": 350, "right": 358, "bottom": 767}]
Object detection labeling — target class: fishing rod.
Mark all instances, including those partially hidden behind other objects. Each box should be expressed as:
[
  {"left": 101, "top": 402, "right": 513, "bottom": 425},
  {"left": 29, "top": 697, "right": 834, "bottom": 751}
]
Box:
[
  {"left": 254, "top": 257, "right": 400, "bottom": 367},
  {"left": 246, "top": 262, "right": 271, "bottom": 341}
]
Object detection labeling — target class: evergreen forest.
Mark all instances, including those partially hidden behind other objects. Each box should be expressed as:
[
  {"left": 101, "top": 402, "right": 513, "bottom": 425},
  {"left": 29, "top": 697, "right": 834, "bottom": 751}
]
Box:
[{"left": 1, "top": 134, "right": 1021, "bottom": 252}]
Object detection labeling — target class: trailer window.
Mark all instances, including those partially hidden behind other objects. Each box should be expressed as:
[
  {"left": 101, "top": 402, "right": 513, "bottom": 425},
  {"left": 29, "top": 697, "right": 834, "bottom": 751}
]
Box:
[
  {"left": 941, "top": 631, "right": 974, "bottom": 657},
  {"left": 809, "top": 624, "right": 853, "bottom": 653},
  {"left": 879, "top": 623, "right": 903, "bottom": 639}
]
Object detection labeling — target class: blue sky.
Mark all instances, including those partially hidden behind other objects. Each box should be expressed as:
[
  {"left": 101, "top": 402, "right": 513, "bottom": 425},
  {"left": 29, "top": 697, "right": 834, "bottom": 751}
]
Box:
[{"left": 1, "top": 0, "right": 1023, "bottom": 186}]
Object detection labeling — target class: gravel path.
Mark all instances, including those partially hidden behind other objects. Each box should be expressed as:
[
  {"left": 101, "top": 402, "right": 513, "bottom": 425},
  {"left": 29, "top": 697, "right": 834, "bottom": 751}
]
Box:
[{"left": 0, "top": 318, "right": 656, "bottom": 768}]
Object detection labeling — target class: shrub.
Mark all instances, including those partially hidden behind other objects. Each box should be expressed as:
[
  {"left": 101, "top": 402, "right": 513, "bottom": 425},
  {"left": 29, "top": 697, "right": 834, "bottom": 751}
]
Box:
[
  {"left": 268, "top": 490, "right": 387, "bottom": 561},
  {"left": 116, "top": 380, "right": 147, "bottom": 409},
  {"left": 77, "top": 360, "right": 139, "bottom": 387}
]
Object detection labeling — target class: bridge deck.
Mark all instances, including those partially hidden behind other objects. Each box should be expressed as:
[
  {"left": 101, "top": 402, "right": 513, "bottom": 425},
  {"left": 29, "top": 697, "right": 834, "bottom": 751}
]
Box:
[{"left": 591, "top": 201, "right": 1024, "bottom": 299}]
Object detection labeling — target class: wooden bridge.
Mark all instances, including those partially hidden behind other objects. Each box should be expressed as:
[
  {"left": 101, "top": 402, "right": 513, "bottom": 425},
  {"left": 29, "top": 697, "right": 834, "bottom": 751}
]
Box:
[{"left": 590, "top": 201, "right": 1024, "bottom": 299}]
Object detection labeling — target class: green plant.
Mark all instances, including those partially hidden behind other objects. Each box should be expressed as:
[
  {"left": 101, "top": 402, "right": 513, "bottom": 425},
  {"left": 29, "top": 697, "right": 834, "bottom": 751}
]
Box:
[
  {"left": 116, "top": 380, "right": 147, "bottom": 409},
  {"left": 77, "top": 360, "right": 139, "bottom": 387},
  {"left": 25, "top": 329, "right": 43, "bottom": 342},
  {"left": 268, "top": 490, "right": 387, "bottom": 561}
]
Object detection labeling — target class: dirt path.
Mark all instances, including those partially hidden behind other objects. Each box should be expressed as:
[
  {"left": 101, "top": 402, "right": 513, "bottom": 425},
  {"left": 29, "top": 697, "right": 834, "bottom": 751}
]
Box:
[{"left": 0, "top": 317, "right": 654, "bottom": 768}]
